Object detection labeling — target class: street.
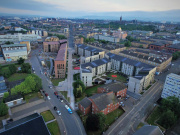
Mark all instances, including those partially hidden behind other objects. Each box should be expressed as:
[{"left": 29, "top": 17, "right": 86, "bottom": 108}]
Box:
[{"left": 29, "top": 36, "right": 86, "bottom": 135}]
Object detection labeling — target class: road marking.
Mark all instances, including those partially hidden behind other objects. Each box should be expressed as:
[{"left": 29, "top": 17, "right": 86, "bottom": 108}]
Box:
[{"left": 107, "top": 82, "right": 161, "bottom": 135}]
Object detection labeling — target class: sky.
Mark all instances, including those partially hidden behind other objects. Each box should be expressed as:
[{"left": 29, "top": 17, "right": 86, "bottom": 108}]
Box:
[{"left": 0, "top": 0, "right": 180, "bottom": 17}]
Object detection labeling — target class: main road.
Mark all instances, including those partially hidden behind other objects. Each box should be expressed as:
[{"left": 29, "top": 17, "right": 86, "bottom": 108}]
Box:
[
  {"left": 29, "top": 35, "right": 86, "bottom": 135},
  {"left": 105, "top": 80, "right": 164, "bottom": 135}
]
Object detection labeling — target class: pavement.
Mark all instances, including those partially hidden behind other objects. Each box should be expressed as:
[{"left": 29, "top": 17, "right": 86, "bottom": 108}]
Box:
[{"left": 28, "top": 26, "right": 86, "bottom": 135}]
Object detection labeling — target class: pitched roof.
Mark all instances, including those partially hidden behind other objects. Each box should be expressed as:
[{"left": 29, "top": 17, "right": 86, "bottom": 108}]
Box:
[
  {"left": 1, "top": 44, "right": 27, "bottom": 48},
  {"left": 55, "top": 43, "right": 67, "bottom": 61},
  {"left": 167, "top": 44, "right": 180, "bottom": 49},
  {"left": 4, "top": 94, "right": 23, "bottom": 103},
  {"left": 133, "top": 125, "right": 163, "bottom": 135},
  {"left": 0, "top": 113, "right": 50, "bottom": 135},
  {"left": 79, "top": 97, "right": 92, "bottom": 108},
  {"left": 89, "top": 92, "right": 118, "bottom": 111},
  {"left": 76, "top": 44, "right": 103, "bottom": 53}
]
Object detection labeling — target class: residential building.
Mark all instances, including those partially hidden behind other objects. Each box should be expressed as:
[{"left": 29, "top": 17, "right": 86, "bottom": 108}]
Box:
[
  {"left": 0, "top": 113, "right": 51, "bottom": 135},
  {"left": 1, "top": 44, "right": 28, "bottom": 62},
  {"left": 78, "top": 92, "right": 120, "bottom": 115},
  {"left": 43, "top": 40, "right": 67, "bottom": 52},
  {"left": 20, "top": 41, "right": 31, "bottom": 54},
  {"left": 149, "top": 42, "right": 171, "bottom": 50},
  {"left": 128, "top": 67, "right": 156, "bottom": 94},
  {"left": 54, "top": 43, "right": 67, "bottom": 78},
  {"left": 118, "top": 49, "right": 172, "bottom": 72},
  {"left": 94, "top": 34, "right": 120, "bottom": 43},
  {"left": 45, "top": 36, "right": 59, "bottom": 41},
  {"left": 131, "top": 41, "right": 149, "bottom": 48},
  {"left": 78, "top": 97, "right": 92, "bottom": 115},
  {"left": 97, "top": 82, "right": 127, "bottom": 98},
  {"left": 133, "top": 125, "right": 163, "bottom": 135},
  {"left": 106, "top": 53, "right": 156, "bottom": 76},
  {"left": 0, "top": 76, "right": 8, "bottom": 97},
  {"left": 80, "top": 58, "right": 111, "bottom": 86},
  {"left": 161, "top": 73, "right": 180, "bottom": 99},
  {"left": 80, "top": 53, "right": 105, "bottom": 64},
  {"left": 166, "top": 44, "right": 180, "bottom": 52},
  {"left": 4, "top": 95, "right": 24, "bottom": 107},
  {"left": 75, "top": 44, "right": 105, "bottom": 57}
]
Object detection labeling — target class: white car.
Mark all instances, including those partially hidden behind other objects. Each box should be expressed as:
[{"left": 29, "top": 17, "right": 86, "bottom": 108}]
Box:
[
  {"left": 56, "top": 110, "right": 61, "bottom": 116},
  {"left": 47, "top": 96, "right": 51, "bottom": 100},
  {"left": 65, "top": 105, "right": 69, "bottom": 110}
]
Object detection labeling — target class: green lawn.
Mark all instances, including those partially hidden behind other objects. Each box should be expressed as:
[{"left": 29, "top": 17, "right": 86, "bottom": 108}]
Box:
[
  {"left": 40, "top": 110, "right": 55, "bottom": 122},
  {"left": 61, "top": 91, "right": 68, "bottom": 99},
  {"left": 106, "top": 73, "right": 127, "bottom": 82},
  {"left": 51, "top": 78, "right": 65, "bottom": 86},
  {"left": 24, "top": 92, "right": 43, "bottom": 103},
  {"left": 137, "top": 122, "right": 145, "bottom": 129},
  {"left": 7, "top": 73, "right": 29, "bottom": 82},
  {"left": 105, "top": 108, "right": 124, "bottom": 128},
  {"left": 47, "top": 121, "right": 61, "bottom": 135},
  {"left": 146, "top": 107, "right": 161, "bottom": 125},
  {"left": 85, "top": 84, "right": 103, "bottom": 95}
]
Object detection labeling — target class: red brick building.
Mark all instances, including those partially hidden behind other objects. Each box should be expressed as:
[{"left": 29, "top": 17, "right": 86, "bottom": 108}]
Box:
[
  {"left": 54, "top": 43, "right": 67, "bottom": 78},
  {"left": 166, "top": 44, "right": 180, "bottom": 53},
  {"left": 43, "top": 40, "right": 67, "bottom": 52},
  {"left": 78, "top": 92, "right": 120, "bottom": 115},
  {"left": 149, "top": 42, "right": 170, "bottom": 50},
  {"left": 97, "top": 82, "right": 127, "bottom": 98},
  {"left": 78, "top": 97, "right": 92, "bottom": 115}
]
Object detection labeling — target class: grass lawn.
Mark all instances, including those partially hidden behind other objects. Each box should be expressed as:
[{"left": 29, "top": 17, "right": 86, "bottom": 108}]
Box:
[
  {"left": 146, "top": 106, "right": 161, "bottom": 125},
  {"left": 24, "top": 92, "right": 43, "bottom": 103},
  {"left": 85, "top": 84, "right": 103, "bottom": 95},
  {"left": 137, "top": 122, "right": 145, "bottom": 129},
  {"left": 61, "top": 91, "right": 68, "bottom": 99},
  {"left": 51, "top": 78, "right": 65, "bottom": 86},
  {"left": 0, "top": 64, "right": 21, "bottom": 75},
  {"left": 40, "top": 110, "right": 55, "bottom": 122},
  {"left": 105, "top": 108, "right": 124, "bottom": 128},
  {"left": 7, "top": 73, "right": 29, "bottom": 82},
  {"left": 47, "top": 121, "right": 61, "bottom": 135},
  {"left": 106, "top": 73, "right": 127, "bottom": 82}
]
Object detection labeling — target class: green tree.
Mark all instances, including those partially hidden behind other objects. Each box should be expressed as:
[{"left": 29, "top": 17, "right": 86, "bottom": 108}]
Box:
[
  {"left": 8, "top": 64, "right": 16, "bottom": 74},
  {"left": 73, "top": 80, "right": 85, "bottom": 92},
  {"left": 31, "top": 74, "right": 42, "bottom": 91},
  {"left": 24, "top": 76, "right": 36, "bottom": 91},
  {"left": 5, "top": 41, "right": 13, "bottom": 44},
  {"left": 3, "top": 92, "right": 9, "bottom": 99},
  {"left": 0, "top": 102, "right": 8, "bottom": 116},
  {"left": 124, "top": 41, "right": 131, "bottom": 47},
  {"left": 97, "top": 113, "right": 106, "bottom": 130},
  {"left": 17, "top": 57, "right": 25, "bottom": 65},
  {"left": 21, "top": 63, "right": 31, "bottom": 73},
  {"left": 158, "top": 110, "right": 177, "bottom": 129},
  {"left": 86, "top": 114, "right": 100, "bottom": 131},
  {"left": 3, "top": 68, "right": 11, "bottom": 78},
  {"left": 172, "top": 51, "right": 180, "bottom": 60},
  {"left": 74, "top": 85, "right": 82, "bottom": 98}
]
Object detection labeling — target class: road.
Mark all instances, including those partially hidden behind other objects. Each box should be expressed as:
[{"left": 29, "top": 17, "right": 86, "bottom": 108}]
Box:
[
  {"left": 105, "top": 81, "right": 164, "bottom": 135},
  {"left": 29, "top": 43, "right": 86, "bottom": 135}
]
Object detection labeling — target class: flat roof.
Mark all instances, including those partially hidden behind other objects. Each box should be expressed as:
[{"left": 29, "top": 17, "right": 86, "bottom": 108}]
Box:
[
  {"left": 167, "top": 44, "right": 180, "bottom": 49},
  {"left": 1, "top": 44, "right": 27, "bottom": 47}
]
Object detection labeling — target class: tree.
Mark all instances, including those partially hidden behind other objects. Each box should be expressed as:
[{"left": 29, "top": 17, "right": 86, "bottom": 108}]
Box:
[
  {"left": 17, "top": 57, "right": 25, "bottom": 65},
  {"left": 0, "top": 102, "right": 8, "bottom": 116},
  {"left": 86, "top": 113, "right": 106, "bottom": 131},
  {"left": 0, "top": 64, "right": 2, "bottom": 70},
  {"left": 5, "top": 41, "right": 13, "bottom": 44},
  {"left": 24, "top": 76, "right": 36, "bottom": 91},
  {"left": 124, "top": 41, "right": 131, "bottom": 47},
  {"left": 8, "top": 64, "right": 17, "bottom": 74},
  {"left": 3, "top": 92, "right": 9, "bottom": 99},
  {"left": 74, "top": 85, "right": 82, "bottom": 98},
  {"left": 86, "top": 114, "right": 100, "bottom": 131},
  {"left": 3, "top": 68, "right": 11, "bottom": 78},
  {"left": 31, "top": 74, "right": 42, "bottom": 91},
  {"left": 139, "top": 45, "right": 143, "bottom": 48},
  {"left": 73, "top": 80, "right": 85, "bottom": 92},
  {"left": 172, "top": 51, "right": 180, "bottom": 60},
  {"left": 21, "top": 63, "right": 31, "bottom": 73},
  {"left": 158, "top": 110, "right": 177, "bottom": 129}
]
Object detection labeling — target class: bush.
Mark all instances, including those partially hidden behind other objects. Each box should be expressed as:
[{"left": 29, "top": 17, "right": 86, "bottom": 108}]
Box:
[
  {"left": 9, "top": 64, "right": 17, "bottom": 74},
  {"left": 21, "top": 63, "right": 31, "bottom": 73},
  {"left": 3, "top": 92, "right": 9, "bottom": 99},
  {"left": 0, "top": 102, "right": 8, "bottom": 116},
  {"left": 17, "top": 57, "right": 25, "bottom": 64}
]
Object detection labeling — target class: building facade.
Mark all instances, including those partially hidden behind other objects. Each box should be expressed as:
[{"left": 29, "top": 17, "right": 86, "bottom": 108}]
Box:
[
  {"left": 1, "top": 44, "right": 28, "bottom": 62},
  {"left": 20, "top": 41, "right": 31, "bottom": 54},
  {"left": 161, "top": 73, "right": 180, "bottom": 99},
  {"left": 54, "top": 43, "right": 67, "bottom": 78}
]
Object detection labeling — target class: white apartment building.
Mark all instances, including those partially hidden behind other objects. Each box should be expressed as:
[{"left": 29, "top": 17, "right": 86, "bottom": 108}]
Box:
[
  {"left": 94, "top": 34, "right": 120, "bottom": 43},
  {"left": 1, "top": 44, "right": 28, "bottom": 62},
  {"left": 0, "top": 33, "right": 41, "bottom": 43},
  {"left": 161, "top": 73, "right": 180, "bottom": 99},
  {"left": 75, "top": 44, "right": 105, "bottom": 57},
  {"left": 80, "top": 58, "right": 111, "bottom": 86},
  {"left": 80, "top": 54, "right": 105, "bottom": 64}
]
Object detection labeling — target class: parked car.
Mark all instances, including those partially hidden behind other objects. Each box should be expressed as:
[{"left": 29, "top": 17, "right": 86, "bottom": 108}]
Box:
[
  {"left": 49, "top": 85, "right": 53, "bottom": 88},
  {"left": 45, "top": 93, "right": 48, "bottom": 97},
  {"left": 54, "top": 106, "right": 57, "bottom": 111},
  {"left": 47, "top": 96, "right": 51, "bottom": 100},
  {"left": 54, "top": 92, "right": 58, "bottom": 96},
  {"left": 57, "top": 95, "right": 60, "bottom": 99},
  {"left": 60, "top": 98, "right": 63, "bottom": 102},
  {"left": 7, "top": 119, "right": 13, "bottom": 123},
  {"left": 42, "top": 90, "right": 45, "bottom": 93},
  {"left": 65, "top": 105, "right": 72, "bottom": 114},
  {"left": 56, "top": 110, "right": 61, "bottom": 116},
  {"left": 65, "top": 105, "right": 69, "bottom": 110}
]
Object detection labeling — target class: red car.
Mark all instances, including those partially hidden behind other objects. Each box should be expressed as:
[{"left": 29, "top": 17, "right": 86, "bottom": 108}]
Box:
[
  {"left": 45, "top": 93, "right": 48, "bottom": 97},
  {"left": 54, "top": 92, "right": 58, "bottom": 96}
]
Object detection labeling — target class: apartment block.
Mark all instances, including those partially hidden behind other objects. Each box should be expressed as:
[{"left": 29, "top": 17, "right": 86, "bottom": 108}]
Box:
[{"left": 161, "top": 73, "right": 180, "bottom": 99}]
